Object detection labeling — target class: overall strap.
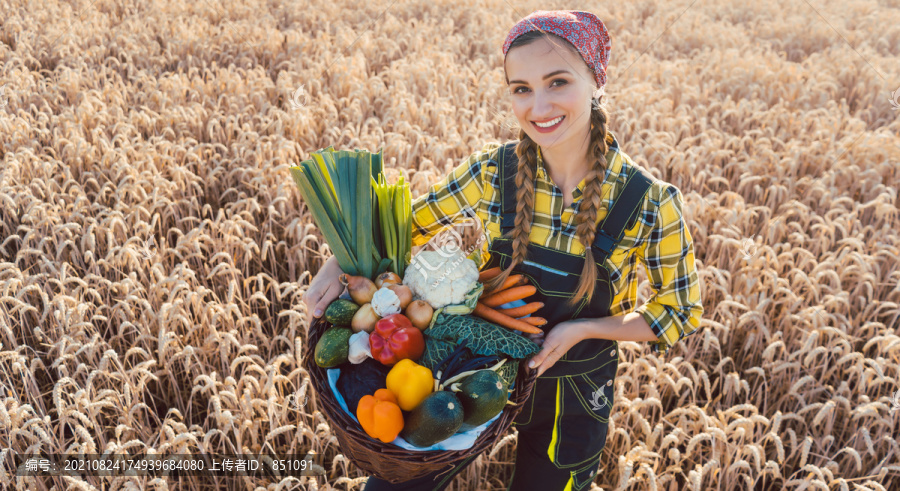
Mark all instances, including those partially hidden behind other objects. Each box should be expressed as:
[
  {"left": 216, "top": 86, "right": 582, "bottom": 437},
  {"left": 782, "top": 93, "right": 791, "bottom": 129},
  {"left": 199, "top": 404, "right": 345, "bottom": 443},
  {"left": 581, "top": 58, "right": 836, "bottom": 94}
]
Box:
[
  {"left": 499, "top": 141, "right": 519, "bottom": 233},
  {"left": 497, "top": 141, "right": 654, "bottom": 264},
  {"left": 590, "top": 168, "right": 653, "bottom": 265}
]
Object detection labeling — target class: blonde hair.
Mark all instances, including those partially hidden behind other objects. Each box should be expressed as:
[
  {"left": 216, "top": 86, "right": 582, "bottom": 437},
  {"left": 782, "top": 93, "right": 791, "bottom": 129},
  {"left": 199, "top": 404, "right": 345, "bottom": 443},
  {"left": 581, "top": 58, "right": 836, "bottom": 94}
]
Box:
[{"left": 488, "top": 31, "right": 611, "bottom": 309}]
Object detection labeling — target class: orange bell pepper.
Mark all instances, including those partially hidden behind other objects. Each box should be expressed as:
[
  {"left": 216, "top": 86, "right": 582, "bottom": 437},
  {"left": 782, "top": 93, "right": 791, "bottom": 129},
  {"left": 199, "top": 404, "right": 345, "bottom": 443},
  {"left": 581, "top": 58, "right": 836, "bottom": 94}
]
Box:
[{"left": 356, "top": 388, "right": 404, "bottom": 443}]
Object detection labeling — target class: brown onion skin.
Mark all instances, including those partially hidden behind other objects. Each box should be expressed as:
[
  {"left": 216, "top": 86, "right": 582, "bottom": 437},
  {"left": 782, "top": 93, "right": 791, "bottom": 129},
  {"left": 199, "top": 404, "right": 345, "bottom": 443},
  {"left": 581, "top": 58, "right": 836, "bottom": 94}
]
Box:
[
  {"left": 387, "top": 284, "right": 413, "bottom": 309},
  {"left": 351, "top": 303, "right": 380, "bottom": 333},
  {"left": 405, "top": 300, "right": 434, "bottom": 330},
  {"left": 340, "top": 274, "right": 377, "bottom": 305},
  {"left": 375, "top": 272, "right": 402, "bottom": 289}
]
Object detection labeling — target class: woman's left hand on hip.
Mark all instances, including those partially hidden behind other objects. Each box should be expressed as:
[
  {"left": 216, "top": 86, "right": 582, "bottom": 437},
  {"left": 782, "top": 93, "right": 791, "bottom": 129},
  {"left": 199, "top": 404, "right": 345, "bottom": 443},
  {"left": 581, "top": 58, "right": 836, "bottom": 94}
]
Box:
[{"left": 528, "top": 319, "right": 587, "bottom": 377}]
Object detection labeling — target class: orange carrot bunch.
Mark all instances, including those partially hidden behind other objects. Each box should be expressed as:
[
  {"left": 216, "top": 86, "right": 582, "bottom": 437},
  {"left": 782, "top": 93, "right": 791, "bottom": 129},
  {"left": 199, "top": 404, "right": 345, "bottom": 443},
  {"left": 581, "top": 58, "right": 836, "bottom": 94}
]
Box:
[{"left": 473, "top": 268, "right": 546, "bottom": 334}]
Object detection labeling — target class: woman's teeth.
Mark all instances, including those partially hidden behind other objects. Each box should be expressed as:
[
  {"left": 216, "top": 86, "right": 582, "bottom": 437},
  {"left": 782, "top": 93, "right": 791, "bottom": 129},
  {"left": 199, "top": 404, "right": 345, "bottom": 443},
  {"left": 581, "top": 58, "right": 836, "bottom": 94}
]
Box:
[{"left": 534, "top": 116, "right": 564, "bottom": 128}]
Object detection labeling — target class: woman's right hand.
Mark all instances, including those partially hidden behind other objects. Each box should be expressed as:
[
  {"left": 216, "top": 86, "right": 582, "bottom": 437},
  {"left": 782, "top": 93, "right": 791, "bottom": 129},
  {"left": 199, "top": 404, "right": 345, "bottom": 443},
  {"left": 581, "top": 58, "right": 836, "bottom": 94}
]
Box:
[{"left": 303, "top": 256, "right": 346, "bottom": 328}]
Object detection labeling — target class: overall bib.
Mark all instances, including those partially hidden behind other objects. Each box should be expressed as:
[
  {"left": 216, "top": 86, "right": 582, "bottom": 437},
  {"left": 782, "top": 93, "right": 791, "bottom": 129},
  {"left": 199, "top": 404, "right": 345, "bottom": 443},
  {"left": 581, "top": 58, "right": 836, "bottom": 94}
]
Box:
[{"left": 363, "top": 139, "right": 653, "bottom": 491}]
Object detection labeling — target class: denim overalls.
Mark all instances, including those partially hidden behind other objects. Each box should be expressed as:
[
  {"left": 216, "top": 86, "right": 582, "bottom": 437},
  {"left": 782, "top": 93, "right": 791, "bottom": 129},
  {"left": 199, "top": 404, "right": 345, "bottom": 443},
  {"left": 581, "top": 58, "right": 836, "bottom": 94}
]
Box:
[{"left": 363, "top": 138, "right": 654, "bottom": 491}]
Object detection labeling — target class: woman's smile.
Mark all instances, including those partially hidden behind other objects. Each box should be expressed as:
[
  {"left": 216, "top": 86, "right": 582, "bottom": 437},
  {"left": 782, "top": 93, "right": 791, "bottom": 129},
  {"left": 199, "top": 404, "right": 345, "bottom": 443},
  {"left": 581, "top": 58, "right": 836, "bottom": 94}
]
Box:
[{"left": 531, "top": 115, "right": 565, "bottom": 133}]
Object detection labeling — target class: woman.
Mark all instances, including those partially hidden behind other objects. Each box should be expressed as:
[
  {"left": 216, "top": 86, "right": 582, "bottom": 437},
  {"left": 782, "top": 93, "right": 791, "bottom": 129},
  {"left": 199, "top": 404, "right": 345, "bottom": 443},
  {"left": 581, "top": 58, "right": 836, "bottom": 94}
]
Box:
[{"left": 303, "top": 10, "right": 704, "bottom": 491}]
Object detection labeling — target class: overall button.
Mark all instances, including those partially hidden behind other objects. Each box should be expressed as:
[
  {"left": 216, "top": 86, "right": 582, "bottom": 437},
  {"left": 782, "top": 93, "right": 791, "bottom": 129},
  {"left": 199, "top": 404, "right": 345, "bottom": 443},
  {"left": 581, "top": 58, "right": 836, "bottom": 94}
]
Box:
[
  {"left": 606, "top": 379, "right": 612, "bottom": 386},
  {"left": 610, "top": 349, "right": 616, "bottom": 357}
]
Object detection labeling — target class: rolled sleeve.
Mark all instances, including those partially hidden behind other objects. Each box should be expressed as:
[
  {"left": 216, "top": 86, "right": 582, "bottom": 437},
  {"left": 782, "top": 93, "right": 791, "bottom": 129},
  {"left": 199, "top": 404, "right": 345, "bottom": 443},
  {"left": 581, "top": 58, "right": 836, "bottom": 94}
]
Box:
[{"left": 633, "top": 184, "right": 704, "bottom": 356}]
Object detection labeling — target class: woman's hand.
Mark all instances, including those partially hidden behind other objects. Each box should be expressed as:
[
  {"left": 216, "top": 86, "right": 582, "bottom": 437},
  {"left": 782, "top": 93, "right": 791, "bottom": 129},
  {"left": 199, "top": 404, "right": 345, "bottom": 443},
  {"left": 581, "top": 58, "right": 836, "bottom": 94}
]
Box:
[
  {"left": 302, "top": 256, "right": 346, "bottom": 328},
  {"left": 527, "top": 319, "right": 588, "bottom": 377}
]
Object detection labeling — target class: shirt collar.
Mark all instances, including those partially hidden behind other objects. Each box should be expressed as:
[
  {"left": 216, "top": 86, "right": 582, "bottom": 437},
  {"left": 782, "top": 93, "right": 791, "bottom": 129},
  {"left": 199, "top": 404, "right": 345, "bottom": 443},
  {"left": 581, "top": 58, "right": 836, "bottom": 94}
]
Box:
[{"left": 535, "top": 131, "right": 623, "bottom": 201}]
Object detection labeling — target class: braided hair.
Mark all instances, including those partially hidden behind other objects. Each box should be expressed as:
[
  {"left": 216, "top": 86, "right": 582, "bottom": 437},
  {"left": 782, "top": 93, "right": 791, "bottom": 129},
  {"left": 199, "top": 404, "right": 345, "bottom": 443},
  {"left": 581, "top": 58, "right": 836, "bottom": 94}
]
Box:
[{"left": 486, "top": 31, "right": 611, "bottom": 310}]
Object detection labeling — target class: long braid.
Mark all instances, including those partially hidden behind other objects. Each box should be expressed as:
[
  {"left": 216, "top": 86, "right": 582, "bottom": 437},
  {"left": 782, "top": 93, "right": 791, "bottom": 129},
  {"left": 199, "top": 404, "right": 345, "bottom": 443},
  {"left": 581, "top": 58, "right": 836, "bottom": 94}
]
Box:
[
  {"left": 483, "top": 137, "right": 539, "bottom": 295},
  {"left": 567, "top": 95, "right": 610, "bottom": 308}
]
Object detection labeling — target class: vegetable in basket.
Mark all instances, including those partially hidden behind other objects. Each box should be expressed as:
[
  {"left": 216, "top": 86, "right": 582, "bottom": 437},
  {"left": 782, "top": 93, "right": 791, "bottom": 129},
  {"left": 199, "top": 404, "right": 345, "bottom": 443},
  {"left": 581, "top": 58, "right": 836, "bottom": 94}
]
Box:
[
  {"left": 369, "top": 314, "right": 425, "bottom": 365},
  {"left": 386, "top": 359, "right": 434, "bottom": 411},
  {"left": 400, "top": 391, "right": 464, "bottom": 448},
  {"left": 454, "top": 369, "right": 510, "bottom": 431},
  {"left": 290, "top": 148, "right": 390, "bottom": 280},
  {"left": 337, "top": 357, "right": 391, "bottom": 412},
  {"left": 324, "top": 299, "right": 359, "bottom": 326},
  {"left": 290, "top": 147, "right": 413, "bottom": 280},
  {"left": 315, "top": 327, "right": 353, "bottom": 368},
  {"left": 417, "top": 311, "right": 542, "bottom": 389},
  {"left": 357, "top": 388, "right": 405, "bottom": 444},
  {"left": 403, "top": 249, "right": 480, "bottom": 309}
]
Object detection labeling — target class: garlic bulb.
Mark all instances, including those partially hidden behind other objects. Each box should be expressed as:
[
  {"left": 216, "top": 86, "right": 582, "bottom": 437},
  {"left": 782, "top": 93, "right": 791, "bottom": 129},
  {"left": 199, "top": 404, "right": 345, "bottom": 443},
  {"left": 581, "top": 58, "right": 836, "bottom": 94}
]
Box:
[
  {"left": 371, "top": 286, "right": 402, "bottom": 317},
  {"left": 348, "top": 331, "right": 372, "bottom": 364}
]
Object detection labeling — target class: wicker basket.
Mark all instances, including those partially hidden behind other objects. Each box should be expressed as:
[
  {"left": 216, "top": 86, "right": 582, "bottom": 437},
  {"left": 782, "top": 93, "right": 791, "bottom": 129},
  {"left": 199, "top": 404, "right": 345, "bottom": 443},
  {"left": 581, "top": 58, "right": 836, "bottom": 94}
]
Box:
[{"left": 302, "top": 316, "right": 539, "bottom": 483}]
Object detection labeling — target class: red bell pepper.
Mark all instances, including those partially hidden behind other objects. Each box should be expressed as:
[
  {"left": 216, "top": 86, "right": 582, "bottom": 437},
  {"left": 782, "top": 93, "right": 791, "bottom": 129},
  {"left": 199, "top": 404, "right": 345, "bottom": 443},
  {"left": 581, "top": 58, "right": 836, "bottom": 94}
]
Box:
[{"left": 369, "top": 314, "right": 425, "bottom": 366}]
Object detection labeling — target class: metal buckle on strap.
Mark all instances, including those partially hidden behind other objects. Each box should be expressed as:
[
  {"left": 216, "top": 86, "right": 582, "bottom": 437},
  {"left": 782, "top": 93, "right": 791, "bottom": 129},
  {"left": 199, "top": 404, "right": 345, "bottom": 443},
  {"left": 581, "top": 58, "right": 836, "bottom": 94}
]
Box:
[
  {"left": 591, "top": 230, "right": 618, "bottom": 265},
  {"left": 592, "top": 230, "right": 616, "bottom": 255}
]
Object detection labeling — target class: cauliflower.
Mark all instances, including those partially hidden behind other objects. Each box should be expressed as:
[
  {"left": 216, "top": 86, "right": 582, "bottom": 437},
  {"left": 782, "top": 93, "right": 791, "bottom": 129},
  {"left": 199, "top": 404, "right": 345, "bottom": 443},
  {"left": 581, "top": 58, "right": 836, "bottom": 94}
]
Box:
[
  {"left": 403, "top": 248, "right": 480, "bottom": 309},
  {"left": 371, "top": 286, "right": 401, "bottom": 317}
]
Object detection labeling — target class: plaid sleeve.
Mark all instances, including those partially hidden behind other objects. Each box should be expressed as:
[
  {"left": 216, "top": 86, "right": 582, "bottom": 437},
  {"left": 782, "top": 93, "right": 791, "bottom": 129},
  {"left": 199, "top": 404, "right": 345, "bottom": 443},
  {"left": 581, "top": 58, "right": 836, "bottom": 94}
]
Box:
[
  {"left": 410, "top": 144, "right": 498, "bottom": 249},
  {"left": 633, "top": 184, "right": 704, "bottom": 356}
]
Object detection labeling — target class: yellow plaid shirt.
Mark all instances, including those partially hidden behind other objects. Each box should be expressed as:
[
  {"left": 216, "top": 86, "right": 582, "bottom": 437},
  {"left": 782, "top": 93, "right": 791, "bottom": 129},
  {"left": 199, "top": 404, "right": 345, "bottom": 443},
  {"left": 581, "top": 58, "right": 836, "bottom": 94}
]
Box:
[{"left": 410, "top": 132, "right": 704, "bottom": 356}]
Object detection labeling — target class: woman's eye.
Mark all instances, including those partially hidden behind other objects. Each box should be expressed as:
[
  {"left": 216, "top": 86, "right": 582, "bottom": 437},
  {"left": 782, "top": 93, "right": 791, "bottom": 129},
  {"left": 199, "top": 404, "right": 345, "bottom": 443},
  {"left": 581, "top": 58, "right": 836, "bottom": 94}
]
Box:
[{"left": 512, "top": 79, "right": 567, "bottom": 94}]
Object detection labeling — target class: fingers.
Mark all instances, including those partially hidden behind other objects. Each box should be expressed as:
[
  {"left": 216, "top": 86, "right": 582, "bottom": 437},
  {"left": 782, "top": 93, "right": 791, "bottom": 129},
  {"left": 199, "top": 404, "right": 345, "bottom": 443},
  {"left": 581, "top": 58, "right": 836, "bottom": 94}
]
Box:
[
  {"left": 315, "top": 281, "right": 339, "bottom": 316},
  {"left": 534, "top": 346, "right": 563, "bottom": 377},
  {"left": 304, "top": 282, "right": 331, "bottom": 327},
  {"left": 528, "top": 343, "right": 557, "bottom": 369}
]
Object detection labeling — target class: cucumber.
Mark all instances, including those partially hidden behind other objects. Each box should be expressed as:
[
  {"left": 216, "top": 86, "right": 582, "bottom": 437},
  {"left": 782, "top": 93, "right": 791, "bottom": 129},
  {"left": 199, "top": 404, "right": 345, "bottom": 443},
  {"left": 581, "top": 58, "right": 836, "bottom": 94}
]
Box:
[
  {"left": 314, "top": 327, "right": 353, "bottom": 367},
  {"left": 456, "top": 369, "right": 509, "bottom": 431},
  {"left": 325, "top": 299, "right": 359, "bottom": 326},
  {"left": 400, "top": 391, "right": 464, "bottom": 447}
]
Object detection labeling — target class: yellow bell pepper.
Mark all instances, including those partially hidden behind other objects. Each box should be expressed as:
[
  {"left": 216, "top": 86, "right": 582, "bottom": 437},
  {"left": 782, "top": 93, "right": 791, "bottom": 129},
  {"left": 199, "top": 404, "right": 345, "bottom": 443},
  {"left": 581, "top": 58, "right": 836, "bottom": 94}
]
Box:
[{"left": 386, "top": 358, "right": 434, "bottom": 411}]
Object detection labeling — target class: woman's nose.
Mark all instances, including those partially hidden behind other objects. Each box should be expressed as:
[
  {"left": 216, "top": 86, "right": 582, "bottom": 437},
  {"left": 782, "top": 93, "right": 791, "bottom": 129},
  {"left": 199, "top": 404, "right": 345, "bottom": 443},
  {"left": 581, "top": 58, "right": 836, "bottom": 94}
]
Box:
[{"left": 530, "top": 91, "right": 554, "bottom": 118}]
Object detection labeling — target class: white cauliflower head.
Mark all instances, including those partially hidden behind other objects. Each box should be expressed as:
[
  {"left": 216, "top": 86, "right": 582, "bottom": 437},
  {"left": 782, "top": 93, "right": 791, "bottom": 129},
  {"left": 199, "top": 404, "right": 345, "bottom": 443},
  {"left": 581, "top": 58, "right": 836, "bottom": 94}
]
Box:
[{"left": 403, "top": 248, "right": 479, "bottom": 309}]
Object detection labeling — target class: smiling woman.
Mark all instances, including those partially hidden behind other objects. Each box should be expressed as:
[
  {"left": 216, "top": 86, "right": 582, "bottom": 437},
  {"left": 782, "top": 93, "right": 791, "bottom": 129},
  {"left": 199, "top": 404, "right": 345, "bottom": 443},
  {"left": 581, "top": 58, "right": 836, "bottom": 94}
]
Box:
[{"left": 313, "top": 9, "right": 704, "bottom": 491}]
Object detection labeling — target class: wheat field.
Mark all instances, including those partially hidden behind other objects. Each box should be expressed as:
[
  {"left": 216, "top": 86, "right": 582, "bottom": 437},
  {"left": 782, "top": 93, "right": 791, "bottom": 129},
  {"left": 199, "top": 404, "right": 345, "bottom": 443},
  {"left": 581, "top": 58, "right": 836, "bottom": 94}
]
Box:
[{"left": 1, "top": 0, "right": 899, "bottom": 489}]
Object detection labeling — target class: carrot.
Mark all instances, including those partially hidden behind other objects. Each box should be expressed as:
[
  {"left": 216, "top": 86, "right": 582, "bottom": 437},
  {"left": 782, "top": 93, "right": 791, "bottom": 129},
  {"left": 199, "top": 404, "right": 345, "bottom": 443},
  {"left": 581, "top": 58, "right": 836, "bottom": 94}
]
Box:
[
  {"left": 496, "top": 301, "right": 544, "bottom": 318},
  {"left": 522, "top": 316, "right": 547, "bottom": 327},
  {"left": 482, "top": 274, "right": 527, "bottom": 297},
  {"left": 478, "top": 267, "right": 502, "bottom": 282},
  {"left": 473, "top": 302, "right": 542, "bottom": 334},
  {"left": 480, "top": 285, "right": 537, "bottom": 308}
]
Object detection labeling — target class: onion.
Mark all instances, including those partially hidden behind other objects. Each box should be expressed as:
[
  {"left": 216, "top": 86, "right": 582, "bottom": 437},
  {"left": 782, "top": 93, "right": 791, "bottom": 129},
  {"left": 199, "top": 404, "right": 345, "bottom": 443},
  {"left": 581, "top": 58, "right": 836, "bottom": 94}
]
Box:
[
  {"left": 406, "top": 300, "right": 434, "bottom": 330},
  {"left": 340, "top": 274, "right": 378, "bottom": 305},
  {"left": 388, "top": 284, "right": 413, "bottom": 310},
  {"left": 351, "top": 303, "right": 380, "bottom": 333},
  {"left": 375, "top": 272, "right": 402, "bottom": 289}
]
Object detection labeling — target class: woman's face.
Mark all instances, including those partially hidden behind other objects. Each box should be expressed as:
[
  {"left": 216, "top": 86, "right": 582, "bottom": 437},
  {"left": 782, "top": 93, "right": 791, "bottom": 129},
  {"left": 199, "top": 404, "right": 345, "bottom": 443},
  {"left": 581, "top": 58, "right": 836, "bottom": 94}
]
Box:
[{"left": 505, "top": 36, "right": 597, "bottom": 152}]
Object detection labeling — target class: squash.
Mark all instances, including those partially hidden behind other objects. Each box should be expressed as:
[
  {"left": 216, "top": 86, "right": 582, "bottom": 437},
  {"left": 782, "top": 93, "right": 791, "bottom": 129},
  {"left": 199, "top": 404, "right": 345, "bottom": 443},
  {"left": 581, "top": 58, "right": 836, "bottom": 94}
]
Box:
[
  {"left": 455, "top": 369, "right": 509, "bottom": 431},
  {"left": 400, "top": 391, "right": 464, "bottom": 447}
]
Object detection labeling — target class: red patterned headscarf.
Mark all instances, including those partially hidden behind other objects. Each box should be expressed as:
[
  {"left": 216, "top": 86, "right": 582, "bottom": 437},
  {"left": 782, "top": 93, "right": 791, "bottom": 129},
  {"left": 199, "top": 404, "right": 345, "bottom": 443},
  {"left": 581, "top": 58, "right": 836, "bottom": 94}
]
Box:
[{"left": 502, "top": 10, "right": 612, "bottom": 90}]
